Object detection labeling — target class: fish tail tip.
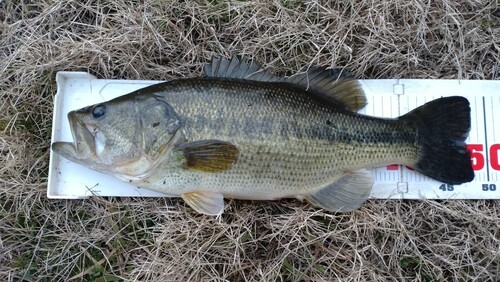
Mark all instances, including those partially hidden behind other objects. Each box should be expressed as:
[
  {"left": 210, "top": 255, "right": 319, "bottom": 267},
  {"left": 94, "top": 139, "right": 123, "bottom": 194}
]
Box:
[{"left": 402, "top": 96, "right": 474, "bottom": 184}]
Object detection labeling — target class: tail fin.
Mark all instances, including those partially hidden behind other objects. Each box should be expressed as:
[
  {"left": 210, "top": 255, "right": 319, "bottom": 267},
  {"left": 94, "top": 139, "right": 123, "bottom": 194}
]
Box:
[{"left": 400, "top": 96, "right": 474, "bottom": 184}]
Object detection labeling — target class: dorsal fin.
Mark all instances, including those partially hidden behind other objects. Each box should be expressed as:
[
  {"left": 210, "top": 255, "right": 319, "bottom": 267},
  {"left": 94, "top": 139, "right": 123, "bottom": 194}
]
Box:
[
  {"left": 286, "top": 67, "right": 367, "bottom": 112},
  {"left": 203, "top": 56, "right": 367, "bottom": 112},
  {"left": 203, "top": 55, "right": 281, "bottom": 82}
]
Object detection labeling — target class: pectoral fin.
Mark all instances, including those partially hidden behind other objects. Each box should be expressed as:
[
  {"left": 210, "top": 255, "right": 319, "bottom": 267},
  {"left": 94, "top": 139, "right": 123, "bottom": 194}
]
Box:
[
  {"left": 182, "top": 191, "right": 225, "bottom": 215},
  {"left": 305, "top": 169, "right": 374, "bottom": 212},
  {"left": 174, "top": 140, "right": 239, "bottom": 173}
]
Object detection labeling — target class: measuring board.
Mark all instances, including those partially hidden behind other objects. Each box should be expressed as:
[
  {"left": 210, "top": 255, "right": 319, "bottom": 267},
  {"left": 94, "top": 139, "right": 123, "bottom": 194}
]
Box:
[{"left": 48, "top": 72, "right": 500, "bottom": 200}]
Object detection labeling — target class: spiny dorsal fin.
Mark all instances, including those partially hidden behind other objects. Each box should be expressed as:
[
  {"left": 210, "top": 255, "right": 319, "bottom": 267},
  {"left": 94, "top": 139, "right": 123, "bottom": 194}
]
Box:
[
  {"left": 204, "top": 55, "right": 281, "bottom": 82},
  {"left": 286, "top": 68, "right": 367, "bottom": 112},
  {"left": 203, "top": 56, "right": 367, "bottom": 112}
]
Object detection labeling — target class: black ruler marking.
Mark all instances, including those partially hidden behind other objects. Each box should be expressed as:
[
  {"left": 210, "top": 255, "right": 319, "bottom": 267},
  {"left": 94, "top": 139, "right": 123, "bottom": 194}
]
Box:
[{"left": 482, "top": 96, "right": 490, "bottom": 181}]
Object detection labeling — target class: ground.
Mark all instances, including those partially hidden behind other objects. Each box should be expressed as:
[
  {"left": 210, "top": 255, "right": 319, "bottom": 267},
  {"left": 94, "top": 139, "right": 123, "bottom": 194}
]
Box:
[{"left": 0, "top": 1, "right": 499, "bottom": 281}]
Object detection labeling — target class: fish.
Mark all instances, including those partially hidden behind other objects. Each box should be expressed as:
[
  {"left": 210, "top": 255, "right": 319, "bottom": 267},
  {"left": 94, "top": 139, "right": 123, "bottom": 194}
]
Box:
[{"left": 52, "top": 56, "right": 474, "bottom": 215}]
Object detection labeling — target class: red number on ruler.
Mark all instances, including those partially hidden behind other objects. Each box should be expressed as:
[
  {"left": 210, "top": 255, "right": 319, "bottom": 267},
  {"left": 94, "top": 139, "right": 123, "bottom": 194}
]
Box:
[
  {"left": 386, "top": 165, "right": 414, "bottom": 170},
  {"left": 387, "top": 164, "right": 398, "bottom": 170},
  {"left": 468, "top": 144, "right": 485, "bottom": 171},
  {"left": 490, "top": 144, "right": 500, "bottom": 170}
]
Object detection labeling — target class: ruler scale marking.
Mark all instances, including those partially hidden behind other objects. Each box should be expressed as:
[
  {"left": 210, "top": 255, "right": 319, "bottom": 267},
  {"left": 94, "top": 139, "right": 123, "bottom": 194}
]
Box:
[{"left": 482, "top": 96, "right": 490, "bottom": 182}]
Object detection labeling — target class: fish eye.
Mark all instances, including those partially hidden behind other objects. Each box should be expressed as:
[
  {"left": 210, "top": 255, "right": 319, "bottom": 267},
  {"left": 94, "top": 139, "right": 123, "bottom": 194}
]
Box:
[{"left": 92, "top": 104, "right": 106, "bottom": 118}]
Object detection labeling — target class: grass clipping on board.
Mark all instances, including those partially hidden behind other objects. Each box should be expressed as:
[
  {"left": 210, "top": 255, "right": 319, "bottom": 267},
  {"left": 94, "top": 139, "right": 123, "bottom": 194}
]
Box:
[{"left": 0, "top": 1, "right": 499, "bottom": 281}]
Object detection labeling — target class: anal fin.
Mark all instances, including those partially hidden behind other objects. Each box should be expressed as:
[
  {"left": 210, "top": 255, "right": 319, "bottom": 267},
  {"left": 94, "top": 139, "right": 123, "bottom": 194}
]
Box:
[
  {"left": 305, "top": 169, "right": 374, "bottom": 212},
  {"left": 182, "top": 191, "right": 225, "bottom": 215}
]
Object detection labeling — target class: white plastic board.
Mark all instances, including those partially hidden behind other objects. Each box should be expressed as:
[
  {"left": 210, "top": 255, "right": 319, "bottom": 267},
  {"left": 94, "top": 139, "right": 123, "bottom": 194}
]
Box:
[{"left": 48, "top": 72, "right": 500, "bottom": 200}]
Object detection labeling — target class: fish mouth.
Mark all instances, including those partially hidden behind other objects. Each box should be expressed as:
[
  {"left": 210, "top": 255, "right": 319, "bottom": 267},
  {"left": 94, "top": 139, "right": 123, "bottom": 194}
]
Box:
[{"left": 52, "top": 111, "right": 97, "bottom": 162}]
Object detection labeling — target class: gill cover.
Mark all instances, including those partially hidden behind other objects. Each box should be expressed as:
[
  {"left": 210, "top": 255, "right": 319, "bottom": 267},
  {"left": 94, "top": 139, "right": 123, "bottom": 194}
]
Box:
[{"left": 136, "top": 94, "right": 182, "bottom": 160}]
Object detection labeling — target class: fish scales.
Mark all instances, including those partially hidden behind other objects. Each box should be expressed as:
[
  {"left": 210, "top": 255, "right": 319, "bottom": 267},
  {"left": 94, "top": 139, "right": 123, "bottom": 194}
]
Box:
[{"left": 138, "top": 78, "right": 418, "bottom": 198}]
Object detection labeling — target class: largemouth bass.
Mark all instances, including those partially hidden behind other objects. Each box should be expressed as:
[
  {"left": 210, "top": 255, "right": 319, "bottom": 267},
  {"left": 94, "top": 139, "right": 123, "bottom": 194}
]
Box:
[{"left": 52, "top": 56, "right": 474, "bottom": 215}]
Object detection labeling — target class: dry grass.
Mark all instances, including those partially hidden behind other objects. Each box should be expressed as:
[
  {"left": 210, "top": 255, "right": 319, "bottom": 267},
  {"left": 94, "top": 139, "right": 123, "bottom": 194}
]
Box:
[{"left": 1, "top": 0, "right": 499, "bottom": 281}]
